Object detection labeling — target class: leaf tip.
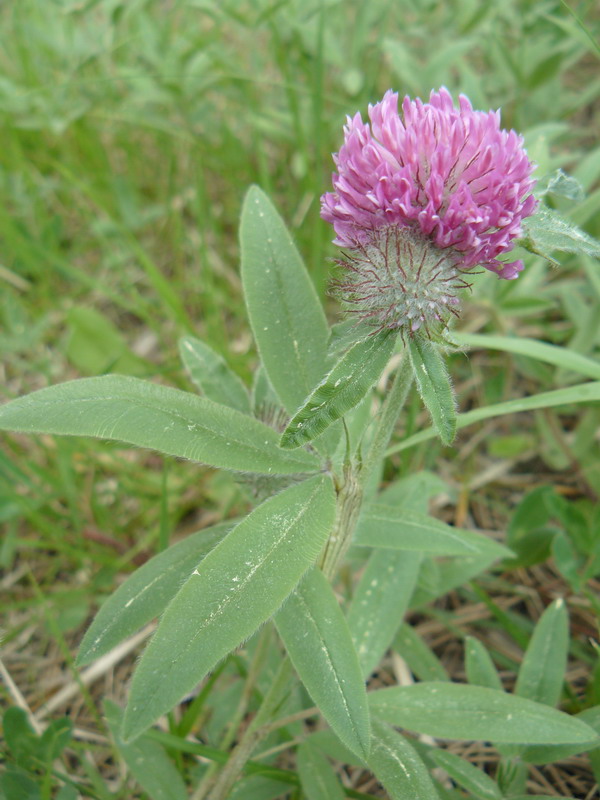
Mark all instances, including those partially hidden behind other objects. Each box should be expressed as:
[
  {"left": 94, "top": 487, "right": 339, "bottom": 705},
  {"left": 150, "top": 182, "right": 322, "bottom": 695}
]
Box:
[
  {"left": 119, "top": 708, "right": 146, "bottom": 745},
  {"left": 279, "top": 427, "right": 302, "bottom": 450},
  {"left": 74, "top": 649, "right": 91, "bottom": 668}
]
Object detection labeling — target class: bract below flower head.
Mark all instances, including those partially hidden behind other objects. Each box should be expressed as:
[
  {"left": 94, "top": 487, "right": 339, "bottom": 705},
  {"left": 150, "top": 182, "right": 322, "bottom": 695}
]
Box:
[{"left": 322, "top": 88, "right": 537, "bottom": 334}]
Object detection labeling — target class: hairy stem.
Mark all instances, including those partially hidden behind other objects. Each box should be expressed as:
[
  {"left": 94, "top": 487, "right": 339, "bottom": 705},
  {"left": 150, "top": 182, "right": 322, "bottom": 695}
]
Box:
[
  {"left": 191, "top": 627, "right": 273, "bottom": 800},
  {"left": 320, "top": 460, "right": 363, "bottom": 579},
  {"left": 204, "top": 352, "right": 413, "bottom": 797},
  {"left": 207, "top": 658, "right": 293, "bottom": 800},
  {"left": 320, "top": 350, "right": 413, "bottom": 580},
  {"left": 361, "top": 349, "right": 412, "bottom": 483}
]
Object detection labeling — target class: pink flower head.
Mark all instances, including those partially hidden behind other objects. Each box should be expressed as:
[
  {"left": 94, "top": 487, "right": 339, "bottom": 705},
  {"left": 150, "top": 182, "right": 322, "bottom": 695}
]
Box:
[{"left": 321, "top": 89, "right": 537, "bottom": 333}]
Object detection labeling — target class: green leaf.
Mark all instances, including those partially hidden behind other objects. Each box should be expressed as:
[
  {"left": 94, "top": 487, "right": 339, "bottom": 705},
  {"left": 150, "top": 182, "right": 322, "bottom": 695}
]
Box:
[
  {"left": 521, "top": 205, "right": 600, "bottom": 264},
  {"left": 296, "top": 741, "right": 345, "bottom": 800},
  {"left": 178, "top": 336, "right": 251, "bottom": 414},
  {"left": 105, "top": 701, "right": 187, "bottom": 800},
  {"left": 408, "top": 334, "right": 456, "bottom": 445},
  {"left": 275, "top": 567, "right": 370, "bottom": 759},
  {"left": 412, "top": 534, "right": 511, "bottom": 607},
  {"left": 394, "top": 624, "right": 449, "bottom": 682},
  {"left": 56, "top": 786, "right": 78, "bottom": 800},
  {"left": 240, "top": 186, "right": 328, "bottom": 415},
  {"left": 348, "top": 551, "right": 421, "bottom": 678},
  {"left": 366, "top": 719, "right": 440, "bottom": 800},
  {"left": 451, "top": 332, "right": 600, "bottom": 381},
  {"left": 536, "top": 169, "right": 585, "bottom": 202},
  {"left": 67, "top": 306, "right": 149, "bottom": 377},
  {"left": 327, "top": 318, "right": 373, "bottom": 360},
  {"left": 389, "top": 382, "right": 600, "bottom": 454},
  {"left": 552, "top": 532, "right": 583, "bottom": 592},
  {"left": 0, "top": 376, "right": 319, "bottom": 476},
  {"left": 465, "top": 636, "right": 503, "bottom": 691},
  {"left": 430, "top": 749, "right": 502, "bottom": 800},
  {"left": 377, "top": 471, "right": 448, "bottom": 511},
  {"left": 38, "top": 718, "right": 72, "bottom": 763},
  {"left": 354, "top": 504, "right": 486, "bottom": 556},
  {"left": 514, "top": 598, "right": 568, "bottom": 707},
  {"left": 369, "top": 682, "right": 600, "bottom": 744},
  {"left": 3, "top": 708, "right": 39, "bottom": 769},
  {"left": 0, "top": 768, "right": 40, "bottom": 800},
  {"left": 77, "top": 522, "right": 232, "bottom": 666},
  {"left": 518, "top": 706, "right": 600, "bottom": 764},
  {"left": 228, "top": 775, "right": 293, "bottom": 800},
  {"left": 122, "top": 475, "right": 335, "bottom": 741},
  {"left": 307, "top": 729, "right": 365, "bottom": 768},
  {"left": 251, "top": 364, "right": 280, "bottom": 413},
  {"left": 280, "top": 331, "right": 395, "bottom": 450}
]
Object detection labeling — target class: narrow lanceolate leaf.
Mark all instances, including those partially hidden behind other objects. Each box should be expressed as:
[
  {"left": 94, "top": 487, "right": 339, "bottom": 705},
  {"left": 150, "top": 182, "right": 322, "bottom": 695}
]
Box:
[
  {"left": 296, "top": 741, "right": 345, "bottom": 800},
  {"left": 178, "top": 336, "right": 251, "bottom": 414},
  {"left": 77, "top": 523, "right": 232, "bottom": 666},
  {"left": 240, "top": 186, "right": 328, "bottom": 415},
  {"left": 228, "top": 776, "right": 293, "bottom": 800},
  {"left": 280, "top": 331, "right": 395, "bottom": 450},
  {"left": 377, "top": 471, "right": 448, "bottom": 510},
  {"left": 408, "top": 334, "right": 456, "bottom": 445},
  {"left": 348, "top": 551, "right": 421, "bottom": 678},
  {"left": 519, "top": 707, "right": 600, "bottom": 764},
  {"left": 394, "top": 624, "right": 449, "bottom": 682},
  {"left": 515, "top": 598, "right": 568, "bottom": 707},
  {"left": 353, "top": 504, "right": 484, "bottom": 556},
  {"left": 521, "top": 205, "right": 600, "bottom": 265},
  {"left": 275, "top": 567, "right": 371, "bottom": 759},
  {"left": 358, "top": 473, "right": 447, "bottom": 667},
  {"left": 122, "top": 475, "right": 335, "bottom": 741},
  {"left": 0, "top": 376, "right": 318, "bottom": 476},
  {"left": 369, "top": 683, "right": 600, "bottom": 745},
  {"left": 105, "top": 702, "right": 187, "bottom": 800},
  {"left": 411, "top": 533, "right": 512, "bottom": 608},
  {"left": 366, "top": 719, "right": 440, "bottom": 800},
  {"left": 430, "top": 749, "right": 502, "bottom": 800},
  {"left": 464, "top": 636, "right": 503, "bottom": 691}
]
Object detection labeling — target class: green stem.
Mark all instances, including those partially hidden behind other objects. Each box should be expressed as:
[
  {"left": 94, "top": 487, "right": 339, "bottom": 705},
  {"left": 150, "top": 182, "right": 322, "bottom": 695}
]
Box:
[
  {"left": 320, "top": 350, "right": 413, "bottom": 580},
  {"left": 208, "top": 658, "right": 293, "bottom": 800},
  {"left": 319, "top": 460, "right": 363, "bottom": 579},
  {"left": 204, "top": 353, "right": 413, "bottom": 798},
  {"left": 361, "top": 349, "right": 413, "bottom": 484},
  {"left": 147, "top": 729, "right": 382, "bottom": 798},
  {"left": 192, "top": 627, "right": 273, "bottom": 800}
]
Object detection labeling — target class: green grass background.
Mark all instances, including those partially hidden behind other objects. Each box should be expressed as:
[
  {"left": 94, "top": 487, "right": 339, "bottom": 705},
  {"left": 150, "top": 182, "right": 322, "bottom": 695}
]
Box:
[{"left": 1, "top": 0, "right": 600, "bottom": 797}]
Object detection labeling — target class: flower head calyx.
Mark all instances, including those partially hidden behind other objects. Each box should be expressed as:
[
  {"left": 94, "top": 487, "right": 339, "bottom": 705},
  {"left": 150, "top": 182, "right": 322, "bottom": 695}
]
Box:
[{"left": 322, "top": 88, "right": 537, "bottom": 334}]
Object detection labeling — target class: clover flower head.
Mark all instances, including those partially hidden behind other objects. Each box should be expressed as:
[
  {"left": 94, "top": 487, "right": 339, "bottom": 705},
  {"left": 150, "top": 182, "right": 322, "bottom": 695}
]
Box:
[{"left": 321, "top": 88, "right": 537, "bottom": 334}]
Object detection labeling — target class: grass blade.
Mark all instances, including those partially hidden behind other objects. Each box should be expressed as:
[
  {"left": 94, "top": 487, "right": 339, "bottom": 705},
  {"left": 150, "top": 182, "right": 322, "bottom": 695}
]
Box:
[
  {"left": 452, "top": 332, "right": 600, "bottom": 380},
  {"left": 388, "top": 381, "right": 600, "bottom": 454}
]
